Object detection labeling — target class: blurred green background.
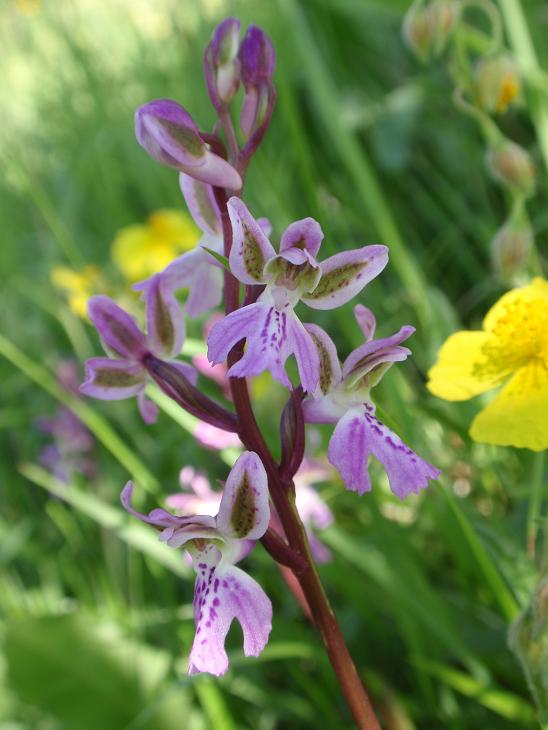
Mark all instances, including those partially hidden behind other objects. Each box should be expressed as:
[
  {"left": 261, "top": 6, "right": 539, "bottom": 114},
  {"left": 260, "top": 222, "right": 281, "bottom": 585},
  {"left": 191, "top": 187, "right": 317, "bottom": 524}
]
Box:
[{"left": 1, "top": 0, "right": 546, "bottom": 728}]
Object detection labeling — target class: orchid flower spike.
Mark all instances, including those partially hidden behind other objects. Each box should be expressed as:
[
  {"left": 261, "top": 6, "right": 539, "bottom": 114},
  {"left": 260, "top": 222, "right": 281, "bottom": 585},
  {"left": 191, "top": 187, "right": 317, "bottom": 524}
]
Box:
[
  {"left": 135, "top": 174, "right": 271, "bottom": 318},
  {"left": 135, "top": 99, "right": 242, "bottom": 190},
  {"left": 302, "top": 305, "right": 440, "bottom": 499},
  {"left": 121, "top": 451, "right": 272, "bottom": 676},
  {"left": 80, "top": 286, "right": 195, "bottom": 424},
  {"left": 208, "top": 198, "right": 389, "bottom": 394}
]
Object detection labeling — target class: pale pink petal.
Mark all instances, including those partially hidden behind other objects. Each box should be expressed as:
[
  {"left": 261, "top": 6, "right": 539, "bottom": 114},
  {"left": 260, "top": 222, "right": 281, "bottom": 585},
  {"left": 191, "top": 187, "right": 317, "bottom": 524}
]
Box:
[
  {"left": 137, "top": 390, "right": 159, "bottom": 424},
  {"left": 88, "top": 295, "right": 147, "bottom": 360},
  {"left": 179, "top": 173, "right": 221, "bottom": 236},
  {"left": 280, "top": 217, "right": 323, "bottom": 257},
  {"left": 362, "top": 405, "right": 440, "bottom": 500},
  {"left": 189, "top": 546, "right": 272, "bottom": 676},
  {"left": 193, "top": 148, "right": 242, "bottom": 191},
  {"left": 80, "top": 358, "right": 147, "bottom": 400},
  {"left": 328, "top": 407, "right": 371, "bottom": 495},
  {"left": 257, "top": 217, "right": 272, "bottom": 237},
  {"left": 301, "top": 393, "right": 342, "bottom": 424},
  {"left": 328, "top": 406, "right": 440, "bottom": 498},
  {"left": 288, "top": 314, "right": 320, "bottom": 394},
  {"left": 227, "top": 197, "right": 276, "bottom": 284},
  {"left": 354, "top": 304, "right": 376, "bottom": 341},
  {"left": 216, "top": 451, "right": 269, "bottom": 540},
  {"left": 144, "top": 274, "right": 186, "bottom": 358},
  {"left": 302, "top": 245, "right": 389, "bottom": 310},
  {"left": 207, "top": 302, "right": 267, "bottom": 367},
  {"left": 184, "top": 259, "right": 224, "bottom": 318},
  {"left": 303, "top": 323, "right": 342, "bottom": 396},
  {"left": 342, "top": 325, "right": 415, "bottom": 383},
  {"left": 194, "top": 422, "right": 242, "bottom": 451}
]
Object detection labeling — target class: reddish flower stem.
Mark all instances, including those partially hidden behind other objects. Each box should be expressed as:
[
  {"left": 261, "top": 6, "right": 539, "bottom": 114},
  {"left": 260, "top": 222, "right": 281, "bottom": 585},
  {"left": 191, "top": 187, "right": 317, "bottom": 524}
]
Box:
[{"left": 213, "top": 186, "right": 382, "bottom": 730}]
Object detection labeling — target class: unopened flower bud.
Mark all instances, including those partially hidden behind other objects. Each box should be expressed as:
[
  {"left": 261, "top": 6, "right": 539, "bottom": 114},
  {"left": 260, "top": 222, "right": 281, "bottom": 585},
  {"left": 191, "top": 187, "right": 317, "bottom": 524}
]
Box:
[
  {"left": 402, "top": 0, "right": 458, "bottom": 62},
  {"left": 208, "top": 17, "right": 241, "bottom": 105},
  {"left": 475, "top": 54, "right": 521, "bottom": 114},
  {"left": 135, "top": 99, "right": 242, "bottom": 189},
  {"left": 239, "top": 26, "right": 275, "bottom": 139},
  {"left": 486, "top": 140, "right": 536, "bottom": 197},
  {"left": 490, "top": 220, "right": 533, "bottom": 280}
]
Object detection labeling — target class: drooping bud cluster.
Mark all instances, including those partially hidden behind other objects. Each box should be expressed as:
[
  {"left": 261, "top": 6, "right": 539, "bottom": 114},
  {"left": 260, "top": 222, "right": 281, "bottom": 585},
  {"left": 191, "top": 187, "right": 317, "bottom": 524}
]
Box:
[
  {"left": 402, "top": 0, "right": 459, "bottom": 62},
  {"left": 402, "top": 0, "right": 538, "bottom": 283}
]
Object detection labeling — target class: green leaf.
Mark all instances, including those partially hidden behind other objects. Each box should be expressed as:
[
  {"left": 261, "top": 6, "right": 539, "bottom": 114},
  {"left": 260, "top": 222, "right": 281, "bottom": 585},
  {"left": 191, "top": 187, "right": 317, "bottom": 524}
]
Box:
[
  {"left": 201, "top": 246, "right": 230, "bottom": 271},
  {"left": 4, "top": 613, "right": 193, "bottom": 730}
]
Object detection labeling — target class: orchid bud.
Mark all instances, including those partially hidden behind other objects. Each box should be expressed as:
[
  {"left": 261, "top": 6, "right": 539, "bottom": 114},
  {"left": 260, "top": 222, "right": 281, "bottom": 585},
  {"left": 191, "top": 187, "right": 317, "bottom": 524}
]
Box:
[
  {"left": 88, "top": 295, "right": 148, "bottom": 361},
  {"left": 135, "top": 99, "right": 242, "bottom": 189},
  {"left": 208, "top": 17, "right": 241, "bottom": 106},
  {"left": 490, "top": 220, "right": 533, "bottom": 280},
  {"left": 474, "top": 54, "right": 521, "bottom": 114},
  {"left": 486, "top": 140, "right": 536, "bottom": 197},
  {"left": 402, "top": 0, "right": 458, "bottom": 62},
  {"left": 238, "top": 26, "right": 275, "bottom": 139}
]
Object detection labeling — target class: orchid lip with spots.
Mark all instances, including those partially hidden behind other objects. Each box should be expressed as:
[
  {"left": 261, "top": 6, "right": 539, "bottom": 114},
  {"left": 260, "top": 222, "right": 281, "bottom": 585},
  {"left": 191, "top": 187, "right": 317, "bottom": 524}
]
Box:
[
  {"left": 121, "top": 451, "right": 272, "bottom": 676},
  {"left": 302, "top": 305, "right": 440, "bottom": 499},
  {"left": 207, "top": 197, "right": 389, "bottom": 393}
]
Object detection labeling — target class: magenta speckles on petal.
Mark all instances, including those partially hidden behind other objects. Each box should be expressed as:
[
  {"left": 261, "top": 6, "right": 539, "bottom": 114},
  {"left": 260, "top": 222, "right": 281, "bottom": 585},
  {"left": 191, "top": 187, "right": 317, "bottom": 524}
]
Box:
[{"left": 328, "top": 406, "right": 440, "bottom": 499}]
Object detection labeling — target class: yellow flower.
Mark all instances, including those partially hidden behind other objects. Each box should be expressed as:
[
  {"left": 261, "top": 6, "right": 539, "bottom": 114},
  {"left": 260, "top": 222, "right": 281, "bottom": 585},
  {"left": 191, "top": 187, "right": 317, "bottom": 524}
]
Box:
[
  {"left": 51, "top": 265, "right": 104, "bottom": 319},
  {"left": 427, "top": 278, "right": 548, "bottom": 451},
  {"left": 111, "top": 209, "right": 200, "bottom": 282}
]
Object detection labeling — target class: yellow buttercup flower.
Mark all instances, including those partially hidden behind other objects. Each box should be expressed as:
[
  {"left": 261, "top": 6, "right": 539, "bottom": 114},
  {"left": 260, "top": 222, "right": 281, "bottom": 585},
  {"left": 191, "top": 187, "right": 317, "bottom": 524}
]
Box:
[
  {"left": 51, "top": 265, "right": 104, "bottom": 319},
  {"left": 428, "top": 278, "right": 548, "bottom": 451},
  {"left": 112, "top": 209, "right": 200, "bottom": 282}
]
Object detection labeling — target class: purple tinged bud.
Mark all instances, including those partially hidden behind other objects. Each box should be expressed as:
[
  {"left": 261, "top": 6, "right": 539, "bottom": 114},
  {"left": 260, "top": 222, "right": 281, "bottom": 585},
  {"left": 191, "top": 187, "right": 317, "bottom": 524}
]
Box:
[
  {"left": 239, "top": 26, "right": 275, "bottom": 87},
  {"left": 238, "top": 26, "right": 275, "bottom": 140},
  {"left": 210, "top": 18, "right": 241, "bottom": 104},
  {"left": 136, "top": 99, "right": 242, "bottom": 190}
]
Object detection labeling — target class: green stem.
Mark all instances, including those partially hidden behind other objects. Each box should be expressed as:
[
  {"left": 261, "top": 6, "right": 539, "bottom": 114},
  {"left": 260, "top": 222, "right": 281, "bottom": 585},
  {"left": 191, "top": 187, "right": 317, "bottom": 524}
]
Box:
[{"left": 526, "top": 451, "right": 545, "bottom": 560}]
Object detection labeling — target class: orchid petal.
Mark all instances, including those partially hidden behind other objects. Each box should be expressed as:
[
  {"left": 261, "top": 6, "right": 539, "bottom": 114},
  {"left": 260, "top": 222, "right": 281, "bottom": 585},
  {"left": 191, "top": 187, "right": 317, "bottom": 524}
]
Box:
[
  {"left": 144, "top": 274, "right": 185, "bottom": 358},
  {"left": 288, "top": 314, "right": 320, "bottom": 394},
  {"left": 301, "top": 393, "right": 342, "bottom": 424},
  {"left": 194, "top": 148, "right": 242, "bottom": 191},
  {"left": 362, "top": 406, "right": 440, "bottom": 499},
  {"left": 302, "top": 245, "right": 389, "bottom": 310},
  {"left": 136, "top": 99, "right": 205, "bottom": 167},
  {"left": 137, "top": 390, "right": 159, "bottom": 424},
  {"left": 328, "top": 407, "right": 371, "bottom": 494},
  {"left": 189, "top": 545, "right": 272, "bottom": 676},
  {"left": 121, "top": 482, "right": 217, "bottom": 544},
  {"left": 179, "top": 173, "right": 221, "bottom": 236},
  {"left": 227, "top": 197, "right": 276, "bottom": 284},
  {"left": 216, "top": 451, "right": 269, "bottom": 540},
  {"left": 354, "top": 304, "right": 376, "bottom": 341},
  {"left": 184, "top": 258, "right": 224, "bottom": 318},
  {"left": 257, "top": 217, "right": 272, "bottom": 237},
  {"left": 280, "top": 217, "right": 324, "bottom": 257},
  {"left": 88, "top": 295, "right": 147, "bottom": 360},
  {"left": 342, "top": 326, "right": 415, "bottom": 388},
  {"left": 207, "top": 302, "right": 267, "bottom": 367},
  {"left": 304, "top": 323, "right": 342, "bottom": 396},
  {"left": 328, "top": 406, "right": 440, "bottom": 498},
  {"left": 80, "top": 358, "right": 147, "bottom": 400}
]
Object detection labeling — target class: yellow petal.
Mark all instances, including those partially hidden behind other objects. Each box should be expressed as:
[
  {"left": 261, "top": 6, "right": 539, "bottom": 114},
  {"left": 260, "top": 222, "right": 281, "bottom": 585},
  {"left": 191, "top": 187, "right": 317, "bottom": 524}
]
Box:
[
  {"left": 470, "top": 361, "right": 548, "bottom": 450},
  {"left": 427, "top": 331, "right": 505, "bottom": 401},
  {"left": 483, "top": 277, "right": 548, "bottom": 331}
]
